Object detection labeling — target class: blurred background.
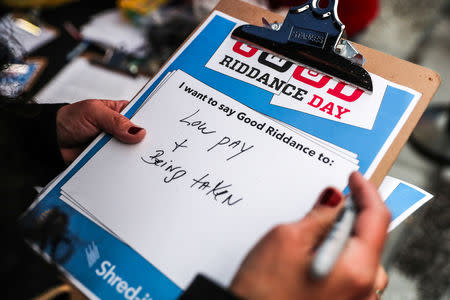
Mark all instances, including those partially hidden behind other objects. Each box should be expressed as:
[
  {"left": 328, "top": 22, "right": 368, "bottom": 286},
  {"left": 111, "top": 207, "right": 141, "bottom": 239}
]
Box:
[
  {"left": 0, "top": 0, "right": 449, "bottom": 299},
  {"left": 358, "top": 1, "right": 450, "bottom": 299}
]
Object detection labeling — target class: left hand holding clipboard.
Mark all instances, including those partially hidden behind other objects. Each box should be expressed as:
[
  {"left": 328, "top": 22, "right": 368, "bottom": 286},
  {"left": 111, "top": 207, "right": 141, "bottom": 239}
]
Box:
[
  {"left": 229, "top": 172, "right": 390, "bottom": 300},
  {"left": 56, "top": 99, "right": 146, "bottom": 164}
]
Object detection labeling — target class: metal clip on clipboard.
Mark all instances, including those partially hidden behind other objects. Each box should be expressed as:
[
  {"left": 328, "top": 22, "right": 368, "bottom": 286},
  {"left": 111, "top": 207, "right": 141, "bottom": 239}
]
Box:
[{"left": 231, "top": 0, "right": 373, "bottom": 93}]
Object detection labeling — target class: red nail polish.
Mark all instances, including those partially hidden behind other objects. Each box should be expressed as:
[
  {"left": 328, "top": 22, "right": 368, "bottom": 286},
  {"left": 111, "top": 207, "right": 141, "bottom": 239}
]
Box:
[
  {"left": 319, "top": 188, "right": 341, "bottom": 207},
  {"left": 128, "top": 126, "right": 143, "bottom": 135}
]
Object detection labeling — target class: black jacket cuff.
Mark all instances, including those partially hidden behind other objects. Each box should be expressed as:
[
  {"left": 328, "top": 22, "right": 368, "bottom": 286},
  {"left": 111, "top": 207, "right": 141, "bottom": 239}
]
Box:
[
  {"left": 1, "top": 103, "right": 67, "bottom": 186},
  {"left": 179, "top": 274, "right": 243, "bottom": 300}
]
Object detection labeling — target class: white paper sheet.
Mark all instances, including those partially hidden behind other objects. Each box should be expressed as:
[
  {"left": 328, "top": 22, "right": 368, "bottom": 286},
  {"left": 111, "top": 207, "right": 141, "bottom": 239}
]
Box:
[
  {"left": 81, "top": 9, "right": 147, "bottom": 54},
  {"left": 61, "top": 69, "right": 358, "bottom": 288},
  {"left": 35, "top": 57, "right": 149, "bottom": 104}
]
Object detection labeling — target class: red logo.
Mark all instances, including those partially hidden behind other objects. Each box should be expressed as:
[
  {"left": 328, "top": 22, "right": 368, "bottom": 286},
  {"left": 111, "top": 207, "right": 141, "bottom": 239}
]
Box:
[{"left": 231, "top": 41, "right": 364, "bottom": 102}]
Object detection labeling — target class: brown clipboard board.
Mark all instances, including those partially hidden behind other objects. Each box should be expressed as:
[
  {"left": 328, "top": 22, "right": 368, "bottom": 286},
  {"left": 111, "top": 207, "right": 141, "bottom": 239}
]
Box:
[
  {"left": 191, "top": 0, "right": 440, "bottom": 187},
  {"left": 65, "top": 2, "right": 440, "bottom": 298}
]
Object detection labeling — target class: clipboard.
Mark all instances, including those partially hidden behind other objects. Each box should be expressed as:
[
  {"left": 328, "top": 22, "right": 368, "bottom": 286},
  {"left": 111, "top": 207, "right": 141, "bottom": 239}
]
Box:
[
  {"left": 27, "top": 1, "right": 440, "bottom": 299},
  {"left": 167, "top": 0, "right": 440, "bottom": 187}
]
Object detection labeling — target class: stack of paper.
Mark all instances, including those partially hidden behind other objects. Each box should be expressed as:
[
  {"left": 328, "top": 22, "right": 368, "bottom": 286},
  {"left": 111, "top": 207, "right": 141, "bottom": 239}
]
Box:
[{"left": 59, "top": 69, "right": 361, "bottom": 287}]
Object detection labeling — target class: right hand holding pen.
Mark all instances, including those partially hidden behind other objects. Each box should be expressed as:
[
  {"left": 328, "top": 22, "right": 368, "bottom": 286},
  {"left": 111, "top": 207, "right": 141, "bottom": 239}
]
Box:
[{"left": 229, "top": 172, "right": 391, "bottom": 300}]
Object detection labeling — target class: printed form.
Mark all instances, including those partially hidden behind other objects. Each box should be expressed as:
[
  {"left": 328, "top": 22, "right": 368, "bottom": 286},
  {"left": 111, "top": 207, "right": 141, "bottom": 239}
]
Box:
[{"left": 61, "top": 70, "right": 358, "bottom": 288}]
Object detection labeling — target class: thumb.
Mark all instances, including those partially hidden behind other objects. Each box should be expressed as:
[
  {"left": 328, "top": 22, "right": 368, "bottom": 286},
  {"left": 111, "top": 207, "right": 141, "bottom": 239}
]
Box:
[
  {"left": 91, "top": 104, "right": 146, "bottom": 144},
  {"left": 295, "top": 187, "right": 344, "bottom": 249}
]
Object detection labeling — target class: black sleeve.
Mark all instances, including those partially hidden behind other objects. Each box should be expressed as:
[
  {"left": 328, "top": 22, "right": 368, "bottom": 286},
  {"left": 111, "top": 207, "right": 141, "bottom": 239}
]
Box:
[
  {"left": 179, "top": 274, "right": 244, "bottom": 300},
  {"left": 0, "top": 102, "right": 68, "bottom": 226},
  {"left": 0, "top": 103, "right": 67, "bottom": 187}
]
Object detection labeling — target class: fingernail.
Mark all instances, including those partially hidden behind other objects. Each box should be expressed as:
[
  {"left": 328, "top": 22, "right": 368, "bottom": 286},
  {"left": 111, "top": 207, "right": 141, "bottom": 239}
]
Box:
[
  {"left": 319, "top": 188, "right": 341, "bottom": 207},
  {"left": 128, "top": 126, "right": 143, "bottom": 135}
]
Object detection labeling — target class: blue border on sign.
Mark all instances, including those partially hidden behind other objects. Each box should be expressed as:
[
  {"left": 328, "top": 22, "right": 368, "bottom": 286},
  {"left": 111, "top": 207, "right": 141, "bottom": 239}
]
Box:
[{"left": 385, "top": 183, "right": 427, "bottom": 220}]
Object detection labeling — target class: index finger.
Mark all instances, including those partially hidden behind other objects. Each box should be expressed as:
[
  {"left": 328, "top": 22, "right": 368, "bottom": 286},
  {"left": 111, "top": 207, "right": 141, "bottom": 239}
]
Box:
[
  {"left": 350, "top": 172, "right": 391, "bottom": 256},
  {"left": 100, "top": 99, "right": 130, "bottom": 112}
]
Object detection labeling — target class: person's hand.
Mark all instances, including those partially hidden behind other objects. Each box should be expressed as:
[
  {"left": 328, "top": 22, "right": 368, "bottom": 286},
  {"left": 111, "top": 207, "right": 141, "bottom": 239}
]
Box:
[
  {"left": 230, "top": 172, "right": 390, "bottom": 300},
  {"left": 56, "top": 99, "right": 146, "bottom": 164}
]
